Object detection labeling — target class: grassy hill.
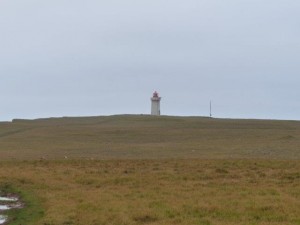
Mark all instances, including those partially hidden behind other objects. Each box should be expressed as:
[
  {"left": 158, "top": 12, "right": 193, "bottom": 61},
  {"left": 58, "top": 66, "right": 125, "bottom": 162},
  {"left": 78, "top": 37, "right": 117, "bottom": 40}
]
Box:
[
  {"left": 0, "top": 115, "right": 300, "bottom": 225},
  {"left": 0, "top": 115, "right": 300, "bottom": 160}
]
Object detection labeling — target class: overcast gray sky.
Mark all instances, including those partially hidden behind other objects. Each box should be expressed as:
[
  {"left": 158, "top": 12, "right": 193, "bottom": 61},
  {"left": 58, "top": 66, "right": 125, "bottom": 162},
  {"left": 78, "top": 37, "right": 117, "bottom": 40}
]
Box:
[{"left": 0, "top": 0, "right": 299, "bottom": 121}]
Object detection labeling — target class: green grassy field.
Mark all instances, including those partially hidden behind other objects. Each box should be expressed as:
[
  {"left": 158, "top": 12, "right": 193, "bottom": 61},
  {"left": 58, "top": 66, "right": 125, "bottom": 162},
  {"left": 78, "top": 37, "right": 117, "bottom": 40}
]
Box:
[{"left": 0, "top": 115, "right": 299, "bottom": 225}]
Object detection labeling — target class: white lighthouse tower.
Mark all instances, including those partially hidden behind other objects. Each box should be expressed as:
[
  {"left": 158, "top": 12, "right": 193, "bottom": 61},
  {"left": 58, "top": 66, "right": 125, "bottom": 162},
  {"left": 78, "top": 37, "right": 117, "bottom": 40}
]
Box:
[{"left": 151, "top": 91, "right": 161, "bottom": 116}]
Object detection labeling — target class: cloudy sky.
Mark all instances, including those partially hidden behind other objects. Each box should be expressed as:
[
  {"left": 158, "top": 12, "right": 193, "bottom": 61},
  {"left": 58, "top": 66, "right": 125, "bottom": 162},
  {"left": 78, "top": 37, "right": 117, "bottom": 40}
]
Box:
[{"left": 0, "top": 0, "right": 299, "bottom": 121}]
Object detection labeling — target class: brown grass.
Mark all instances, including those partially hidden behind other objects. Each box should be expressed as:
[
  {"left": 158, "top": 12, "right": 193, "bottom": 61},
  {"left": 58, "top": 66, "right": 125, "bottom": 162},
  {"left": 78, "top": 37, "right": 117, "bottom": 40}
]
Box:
[
  {"left": 0, "top": 115, "right": 300, "bottom": 224},
  {"left": 0, "top": 160, "right": 300, "bottom": 225}
]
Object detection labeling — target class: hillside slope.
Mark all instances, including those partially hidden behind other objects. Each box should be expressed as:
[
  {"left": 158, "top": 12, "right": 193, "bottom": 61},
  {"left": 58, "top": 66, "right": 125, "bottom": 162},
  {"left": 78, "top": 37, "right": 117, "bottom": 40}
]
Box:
[{"left": 0, "top": 115, "right": 300, "bottom": 160}]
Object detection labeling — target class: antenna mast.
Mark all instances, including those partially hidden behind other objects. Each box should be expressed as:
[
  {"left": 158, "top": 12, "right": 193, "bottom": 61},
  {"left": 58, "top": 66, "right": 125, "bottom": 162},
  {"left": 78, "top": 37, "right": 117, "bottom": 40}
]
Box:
[{"left": 210, "top": 101, "right": 212, "bottom": 118}]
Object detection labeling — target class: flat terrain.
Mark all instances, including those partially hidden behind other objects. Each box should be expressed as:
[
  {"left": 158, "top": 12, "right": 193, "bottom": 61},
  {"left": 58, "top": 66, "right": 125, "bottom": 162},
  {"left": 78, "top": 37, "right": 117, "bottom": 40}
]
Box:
[{"left": 0, "top": 115, "right": 299, "bottom": 225}]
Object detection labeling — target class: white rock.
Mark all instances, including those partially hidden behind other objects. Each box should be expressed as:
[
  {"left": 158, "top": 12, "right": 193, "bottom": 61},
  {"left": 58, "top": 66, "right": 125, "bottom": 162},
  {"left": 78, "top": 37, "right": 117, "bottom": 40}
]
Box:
[
  {"left": 0, "top": 197, "right": 18, "bottom": 202},
  {"left": 0, "top": 215, "right": 7, "bottom": 224},
  {"left": 0, "top": 205, "right": 10, "bottom": 210}
]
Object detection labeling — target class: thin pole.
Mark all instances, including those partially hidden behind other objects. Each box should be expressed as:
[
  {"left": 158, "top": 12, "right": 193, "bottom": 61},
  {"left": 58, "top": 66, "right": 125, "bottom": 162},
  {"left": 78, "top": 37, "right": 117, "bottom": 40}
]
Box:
[{"left": 210, "top": 101, "right": 212, "bottom": 118}]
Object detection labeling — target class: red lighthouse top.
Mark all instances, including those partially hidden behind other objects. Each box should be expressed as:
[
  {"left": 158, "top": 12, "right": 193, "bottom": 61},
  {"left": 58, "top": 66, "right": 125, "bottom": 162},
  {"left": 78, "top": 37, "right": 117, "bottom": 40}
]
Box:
[{"left": 153, "top": 91, "right": 159, "bottom": 98}]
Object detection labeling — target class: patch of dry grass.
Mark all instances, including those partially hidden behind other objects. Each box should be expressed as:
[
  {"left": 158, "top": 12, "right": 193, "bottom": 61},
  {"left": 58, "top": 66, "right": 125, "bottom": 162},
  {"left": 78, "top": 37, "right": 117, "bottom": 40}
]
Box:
[
  {"left": 0, "top": 160, "right": 299, "bottom": 225},
  {"left": 0, "top": 115, "right": 300, "bottom": 224}
]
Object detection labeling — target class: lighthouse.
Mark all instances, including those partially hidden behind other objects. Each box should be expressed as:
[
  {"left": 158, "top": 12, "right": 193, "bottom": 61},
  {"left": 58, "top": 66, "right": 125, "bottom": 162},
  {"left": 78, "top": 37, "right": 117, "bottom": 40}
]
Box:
[{"left": 151, "top": 91, "right": 161, "bottom": 116}]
